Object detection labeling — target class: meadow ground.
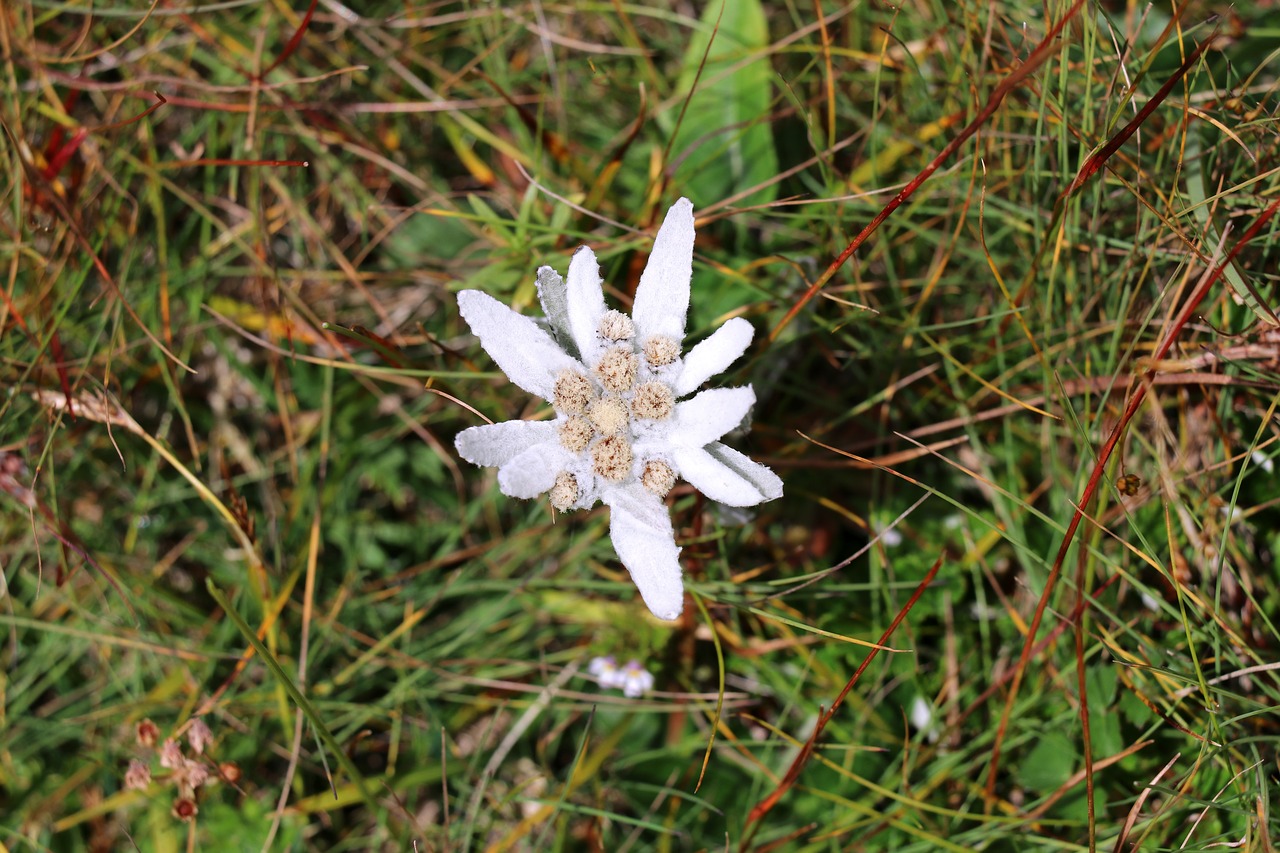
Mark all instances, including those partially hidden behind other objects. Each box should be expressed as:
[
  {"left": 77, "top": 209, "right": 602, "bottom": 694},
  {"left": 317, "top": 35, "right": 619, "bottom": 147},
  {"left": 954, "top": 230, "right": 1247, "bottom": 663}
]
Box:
[{"left": 2, "top": 1, "right": 1279, "bottom": 850}]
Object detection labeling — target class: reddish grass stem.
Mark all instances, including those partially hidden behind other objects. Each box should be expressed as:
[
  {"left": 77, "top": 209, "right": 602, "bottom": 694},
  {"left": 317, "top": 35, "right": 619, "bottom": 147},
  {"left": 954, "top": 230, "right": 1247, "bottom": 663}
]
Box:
[
  {"left": 769, "top": 0, "right": 1086, "bottom": 343},
  {"left": 741, "top": 555, "right": 944, "bottom": 846},
  {"left": 985, "top": 195, "right": 1280, "bottom": 803}
]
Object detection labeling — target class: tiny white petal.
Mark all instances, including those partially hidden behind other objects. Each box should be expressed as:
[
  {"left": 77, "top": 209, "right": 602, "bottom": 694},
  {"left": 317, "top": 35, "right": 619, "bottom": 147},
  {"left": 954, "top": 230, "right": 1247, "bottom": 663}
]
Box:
[
  {"left": 704, "top": 442, "right": 782, "bottom": 502},
  {"left": 672, "top": 386, "right": 756, "bottom": 449},
  {"left": 620, "top": 661, "right": 654, "bottom": 697},
  {"left": 675, "top": 317, "right": 754, "bottom": 396},
  {"left": 458, "top": 290, "right": 584, "bottom": 402},
  {"left": 632, "top": 198, "right": 694, "bottom": 343},
  {"left": 588, "top": 655, "right": 616, "bottom": 677},
  {"left": 878, "top": 526, "right": 904, "bottom": 548},
  {"left": 674, "top": 446, "right": 772, "bottom": 507},
  {"left": 497, "top": 443, "right": 572, "bottom": 499},
  {"left": 603, "top": 484, "right": 683, "bottom": 620},
  {"left": 456, "top": 420, "right": 558, "bottom": 467},
  {"left": 566, "top": 246, "right": 607, "bottom": 366},
  {"left": 909, "top": 696, "right": 933, "bottom": 730},
  {"left": 909, "top": 697, "right": 939, "bottom": 742}
]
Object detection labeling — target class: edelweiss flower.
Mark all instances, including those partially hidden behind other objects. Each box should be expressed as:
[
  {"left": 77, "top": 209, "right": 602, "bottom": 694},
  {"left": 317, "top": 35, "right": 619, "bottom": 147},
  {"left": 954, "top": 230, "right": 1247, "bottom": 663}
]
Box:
[{"left": 455, "top": 198, "right": 782, "bottom": 620}]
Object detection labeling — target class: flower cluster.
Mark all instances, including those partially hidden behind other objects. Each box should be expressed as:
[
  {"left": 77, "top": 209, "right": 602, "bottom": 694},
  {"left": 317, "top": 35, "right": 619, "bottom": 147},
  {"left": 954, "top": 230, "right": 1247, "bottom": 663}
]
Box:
[
  {"left": 125, "top": 717, "right": 236, "bottom": 822},
  {"left": 455, "top": 199, "right": 782, "bottom": 620},
  {"left": 588, "top": 655, "right": 655, "bottom": 698}
]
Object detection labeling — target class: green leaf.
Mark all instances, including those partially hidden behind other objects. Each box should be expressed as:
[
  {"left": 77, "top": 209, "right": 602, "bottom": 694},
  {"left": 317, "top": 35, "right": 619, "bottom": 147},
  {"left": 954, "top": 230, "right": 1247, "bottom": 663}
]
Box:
[
  {"left": 1086, "top": 664, "right": 1118, "bottom": 708},
  {"left": 1089, "top": 710, "right": 1124, "bottom": 758},
  {"left": 669, "top": 0, "right": 777, "bottom": 206},
  {"left": 1015, "top": 731, "right": 1077, "bottom": 793}
]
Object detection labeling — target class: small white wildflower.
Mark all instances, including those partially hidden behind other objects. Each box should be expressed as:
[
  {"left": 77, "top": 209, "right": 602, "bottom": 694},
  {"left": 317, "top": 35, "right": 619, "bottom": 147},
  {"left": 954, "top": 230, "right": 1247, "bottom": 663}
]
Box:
[
  {"left": 1252, "top": 449, "right": 1273, "bottom": 473},
  {"left": 588, "top": 656, "right": 654, "bottom": 697},
  {"left": 909, "top": 696, "right": 940, "bottom": 743},
  {"left": 588, "top": 655, "right": 622, "bottom": 689},
  {"left": 874, "top": 523, "right": 903, "bottom": 548},
  {"left": 617, "top": 660, "right": 655, "bottom": 698},
  {"left": 454, "top": 199, "right": 783, "bottom": 620}
]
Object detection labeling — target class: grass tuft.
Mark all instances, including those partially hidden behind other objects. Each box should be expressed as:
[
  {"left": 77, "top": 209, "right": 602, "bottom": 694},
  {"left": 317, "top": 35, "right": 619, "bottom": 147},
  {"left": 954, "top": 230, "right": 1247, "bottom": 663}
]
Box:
[{"left": 2, "top": 1, "right": 1279, "bottom": 850}]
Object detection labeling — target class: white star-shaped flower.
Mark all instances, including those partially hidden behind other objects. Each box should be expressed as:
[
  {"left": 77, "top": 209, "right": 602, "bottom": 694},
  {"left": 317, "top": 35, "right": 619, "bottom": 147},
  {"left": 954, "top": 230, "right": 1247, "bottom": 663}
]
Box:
[{"left": 454, "top": 198, "right": 783, "bottom": 620}]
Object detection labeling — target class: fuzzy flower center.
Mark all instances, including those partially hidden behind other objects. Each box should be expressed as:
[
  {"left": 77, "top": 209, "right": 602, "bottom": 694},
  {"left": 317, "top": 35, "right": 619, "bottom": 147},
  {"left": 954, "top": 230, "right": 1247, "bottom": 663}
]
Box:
[
  {"left": 599, "top": 310, "right": 635, "bottom": 342},
  {"left": 549, "top": 317, "right": 683, "bottom": 507},
  {"left": 641, "top": 460, "right": 676, "bottom": 496},
  {"left": 595, "top": 346, "right": 638, "bottom": 393},
  {"left": 631, "top": 381, "right": 674, "bottom": 421},
  {"left": 550, "top": 472, "right": 579, "bottom": 510},
  {"left": 588, "top": 397, "right": 629, "bottom": 435},
  {"left": 592, "top": 434, "right": 633, "bottom": 481},
  {"left": 643, "top": 335, "right": 680, "bottom": 367},
  {"left": 559, "top": 415, "right": 594, "bottom": 452},
  {"left": 554, "top": 370, "right": 593, "bottom": 414}
]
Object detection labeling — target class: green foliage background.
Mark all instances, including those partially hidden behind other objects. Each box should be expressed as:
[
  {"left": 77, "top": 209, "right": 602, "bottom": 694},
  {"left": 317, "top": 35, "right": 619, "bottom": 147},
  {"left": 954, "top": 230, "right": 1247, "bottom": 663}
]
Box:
[{"left": 1, "top": 0, "right": 1279, "bottom": 850}]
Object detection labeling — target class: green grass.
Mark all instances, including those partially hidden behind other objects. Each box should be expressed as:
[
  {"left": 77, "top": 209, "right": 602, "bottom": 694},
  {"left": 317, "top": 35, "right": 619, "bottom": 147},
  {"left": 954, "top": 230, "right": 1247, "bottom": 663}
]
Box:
[{"left": 3, "top": 0, "right": 1280, "bottom": 850}]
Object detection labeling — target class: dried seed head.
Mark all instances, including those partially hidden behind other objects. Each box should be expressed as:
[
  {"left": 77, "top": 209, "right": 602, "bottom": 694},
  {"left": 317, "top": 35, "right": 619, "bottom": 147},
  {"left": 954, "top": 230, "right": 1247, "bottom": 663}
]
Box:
[
  {"left": 559, "top": 416, "right": 594, "bottom": 452},
  {"left": 187, "top": 719, "right": 213, "bottom": 755},
  {"left": 631, "top": 381, "right": 674, "bottom": 420},
  {"left": 591, "top": 435, "right": 633, "bottom": 482},
  {"left": 549, "top": 472, "right": 579, "bottom": 511},
  {"left": 641, "top": 460, "right": 676, "bottom": 496},
  {"left": 643, "top": 336, "right": 680, "bottom": 367},
  {"left": 553, "top": 370, "right": 593, "bottom": 414},
  {"left": 177, "top": 758, "right": 210, "bottom": 793},
  {"left": 159, "top": 739, "right": 183, "bottom": 770},
  {"left": 136, "top": 719, "right": 159, "bottom": 748},
  {"left": 172, "top": 797, "right": 198, "bottom": 821},
  {"left": 124, "top": 759, "right": 151, "bottom": 791},
  {"left": 595, "top": 346, "right": 638, "bottom": 393},
  {"left": 598, "top": 309, "right": 635, "bottom": 341},
  {"left": 588, "top": 397, "right": 629, "bottom": 436},
  {"left": 218, "top": 762, "right": 242, "bottom": 784}
]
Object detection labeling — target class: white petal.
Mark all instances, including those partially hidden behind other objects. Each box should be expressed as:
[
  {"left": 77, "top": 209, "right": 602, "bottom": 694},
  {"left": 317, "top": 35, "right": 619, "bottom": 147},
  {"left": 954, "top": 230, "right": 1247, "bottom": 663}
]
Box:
[
  {"left": 672, "top": 386, "right": 756, "bottom": 448},
  {"left": 458, "top": 290, "right": 583, "bottom": 402},
  {"left": 535, "top": 265, "right": 575, "bottom": 356},
  {"left": 603, "top": 484, "right": 684, "bottom": 620},
  {"left": 497, "top": 443, "right": 572, "bottom": 499},
  {"left": 456, "top": 420, "right": 558, "bottom": 467},
  {"left": 705, "top": 442, "right": 783, "bottom": 501},
  {"left": 632, "top": 198, "right": 694, "bottom": 343},
  {"left": 674, "top": 445, "right": 778, "bottom": 507},
  {"left": 566, "top": 246, "right": 607, "bottom": 366},
  {"left": 675, "top": 317, "right": 754, "bottom": 396}
]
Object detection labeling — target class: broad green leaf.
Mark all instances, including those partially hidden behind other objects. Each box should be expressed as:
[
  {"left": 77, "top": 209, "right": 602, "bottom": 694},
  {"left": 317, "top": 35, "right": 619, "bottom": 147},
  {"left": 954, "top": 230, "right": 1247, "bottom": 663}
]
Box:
[
  {"left": 1015, "top": 730, "right": 1077, "bottom": 792},
  {"left": 668, "top": 0, "right": 777, "bottom": 207}
]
